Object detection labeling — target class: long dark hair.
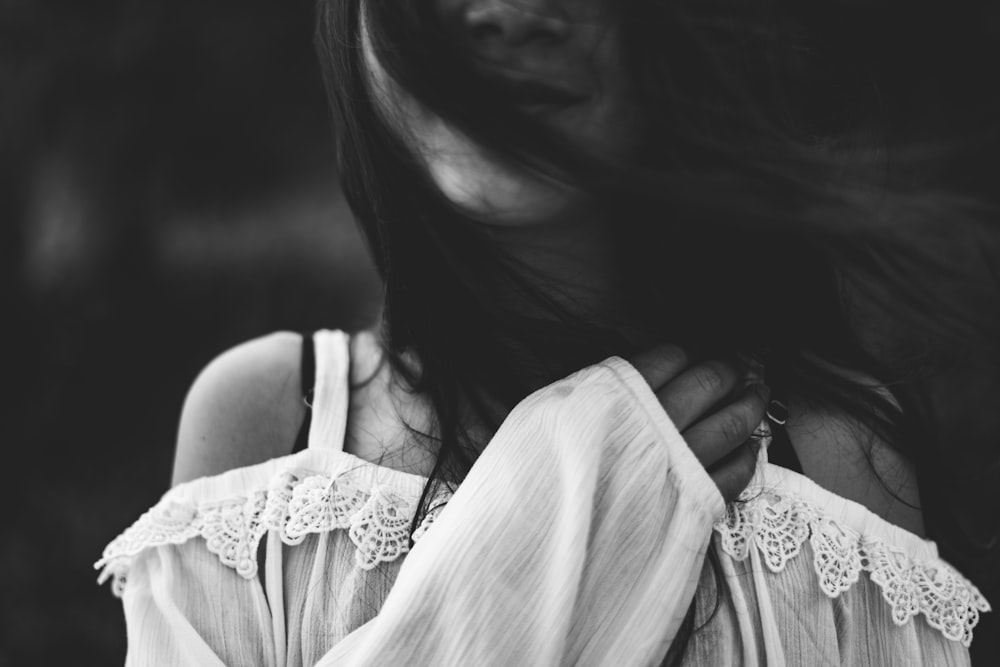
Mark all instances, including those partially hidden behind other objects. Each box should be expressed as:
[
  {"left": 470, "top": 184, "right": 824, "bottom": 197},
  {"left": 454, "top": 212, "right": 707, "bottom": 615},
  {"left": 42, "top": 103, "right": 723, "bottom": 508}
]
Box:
[{"left": 315, "top": 0, "right": 1000, "bottom": 662}]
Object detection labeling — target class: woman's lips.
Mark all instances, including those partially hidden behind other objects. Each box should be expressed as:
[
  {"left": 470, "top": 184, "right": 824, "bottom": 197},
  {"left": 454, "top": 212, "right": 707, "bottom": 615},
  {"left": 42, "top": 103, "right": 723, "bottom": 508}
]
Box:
[
  {"left": 500, "top": 78, "right": 592, "bottom": 107},
  {"left": 479, "top": 65, "right": 593, "bottom": 110}
]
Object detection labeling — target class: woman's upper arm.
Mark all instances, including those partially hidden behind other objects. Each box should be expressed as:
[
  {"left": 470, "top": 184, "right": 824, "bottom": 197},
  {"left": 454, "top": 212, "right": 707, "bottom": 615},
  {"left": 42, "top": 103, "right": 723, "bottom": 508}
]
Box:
[{"left": 171, "top": 331, "right": 307, "bottom": 486}]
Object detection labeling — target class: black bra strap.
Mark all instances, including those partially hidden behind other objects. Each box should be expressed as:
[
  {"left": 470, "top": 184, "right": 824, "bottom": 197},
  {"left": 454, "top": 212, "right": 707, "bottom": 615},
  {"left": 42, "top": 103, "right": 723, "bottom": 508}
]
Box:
[
  {"left": 766, "top": 405, "right": 803, "bottom": 474},
  {"left": 290, "top": 331, "right": 316, "bottom": 454}
]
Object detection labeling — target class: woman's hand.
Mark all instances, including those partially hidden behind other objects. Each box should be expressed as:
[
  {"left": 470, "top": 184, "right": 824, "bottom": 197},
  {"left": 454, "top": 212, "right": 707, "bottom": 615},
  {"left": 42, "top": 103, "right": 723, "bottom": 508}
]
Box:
[{"left": 629, "top": 344, "right": 769, "bottom": 502}]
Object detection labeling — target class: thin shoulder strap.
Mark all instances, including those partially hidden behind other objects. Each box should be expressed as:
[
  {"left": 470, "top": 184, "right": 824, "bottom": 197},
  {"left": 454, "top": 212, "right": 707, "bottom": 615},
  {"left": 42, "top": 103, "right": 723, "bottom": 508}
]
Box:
[
  {"left": 306, "top": 330, "right": 352, "bottom": 452},
  {"left": 765, "top": 400, "right": 803, "bottom": 474},
  {"left": 290, "top": 331, "right": 317, "bottom": 454}
]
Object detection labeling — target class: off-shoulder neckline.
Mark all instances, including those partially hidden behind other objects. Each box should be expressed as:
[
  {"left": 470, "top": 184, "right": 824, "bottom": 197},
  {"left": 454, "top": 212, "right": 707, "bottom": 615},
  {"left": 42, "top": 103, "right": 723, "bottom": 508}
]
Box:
[
  {"left": 97, "top": 356, "right": 989, "bottom": 647},
  {"left": 173, "top": 348, "right": 935, "bottom": 555}
]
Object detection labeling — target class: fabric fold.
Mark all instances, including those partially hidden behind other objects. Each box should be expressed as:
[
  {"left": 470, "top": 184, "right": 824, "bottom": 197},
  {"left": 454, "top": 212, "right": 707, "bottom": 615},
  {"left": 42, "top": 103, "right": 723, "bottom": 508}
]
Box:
[{"left": 316, "top": 358, "right": 726, "bottom": 666}]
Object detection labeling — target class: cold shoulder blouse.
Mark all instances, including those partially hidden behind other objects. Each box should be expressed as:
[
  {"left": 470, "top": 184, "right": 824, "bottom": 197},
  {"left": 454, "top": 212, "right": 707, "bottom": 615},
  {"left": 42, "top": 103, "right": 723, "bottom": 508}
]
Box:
[{"left": 96, "top": 330, "right": 990, "bottom": 666}]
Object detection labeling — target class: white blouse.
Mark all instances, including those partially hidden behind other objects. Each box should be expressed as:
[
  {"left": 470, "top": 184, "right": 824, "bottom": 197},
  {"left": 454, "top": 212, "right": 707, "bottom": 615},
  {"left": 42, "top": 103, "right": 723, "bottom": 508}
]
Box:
[{"left": 96, "top": 330, "right": 990, "bottom": 666}]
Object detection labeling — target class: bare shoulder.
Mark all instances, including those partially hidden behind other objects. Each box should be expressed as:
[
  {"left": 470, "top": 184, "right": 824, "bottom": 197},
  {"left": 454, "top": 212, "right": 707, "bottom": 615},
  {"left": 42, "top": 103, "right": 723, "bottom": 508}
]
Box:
[
  {"left": 787, "top": 398, "right": 925, "bottom": 537},
  {"left": 171, "top": 331, "right": 306, "bottom": 486}
]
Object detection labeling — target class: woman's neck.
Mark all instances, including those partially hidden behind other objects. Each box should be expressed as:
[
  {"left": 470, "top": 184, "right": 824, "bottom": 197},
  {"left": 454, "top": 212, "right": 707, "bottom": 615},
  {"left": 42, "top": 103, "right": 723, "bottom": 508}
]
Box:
[{"left": 486, "top": 214, "right": 659, "bottom": 349}]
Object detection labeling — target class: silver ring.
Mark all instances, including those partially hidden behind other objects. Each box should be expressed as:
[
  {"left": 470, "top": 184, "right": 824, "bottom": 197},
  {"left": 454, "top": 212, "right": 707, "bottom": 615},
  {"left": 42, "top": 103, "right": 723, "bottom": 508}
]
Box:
[{"left": 750, "top": 419, "right": 772, "bottom": 448}]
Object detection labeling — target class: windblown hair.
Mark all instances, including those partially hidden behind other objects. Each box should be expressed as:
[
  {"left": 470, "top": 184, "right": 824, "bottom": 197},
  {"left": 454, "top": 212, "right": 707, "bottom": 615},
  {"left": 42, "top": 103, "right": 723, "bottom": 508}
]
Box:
[{"left": 315, "top": 0, "right": 1000, "bottom": 662}]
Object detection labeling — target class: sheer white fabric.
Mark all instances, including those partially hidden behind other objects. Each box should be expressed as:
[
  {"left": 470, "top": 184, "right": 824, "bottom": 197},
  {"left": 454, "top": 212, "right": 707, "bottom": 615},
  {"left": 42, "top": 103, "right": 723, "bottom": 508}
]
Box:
[{"left": 96, "top": 330, "right": 989, "bottom": 666}]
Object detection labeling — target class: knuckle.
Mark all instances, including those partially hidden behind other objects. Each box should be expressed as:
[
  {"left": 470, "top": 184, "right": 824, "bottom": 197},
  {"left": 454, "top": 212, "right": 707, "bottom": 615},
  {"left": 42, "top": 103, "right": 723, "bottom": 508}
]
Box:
[
  {"left": 694, "top": 364, "right": 726, "bottom": 395},
  {"left": 631, "top": 344, "right": 688, "bottom": 384},
  {"left": 658, "top": 344, "right": 688, "bottom": 371},
  {"left": 719, "top": 412, "right": 746, "bottom": 442},
  {"left": 736, "top": 396, "right": 763, "bottom": 429}
]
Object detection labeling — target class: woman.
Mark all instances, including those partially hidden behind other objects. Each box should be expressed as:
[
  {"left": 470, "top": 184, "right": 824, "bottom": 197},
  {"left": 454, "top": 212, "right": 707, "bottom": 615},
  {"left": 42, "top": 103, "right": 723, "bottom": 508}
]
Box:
[{"left": 97, "top": 0, "right": 997, "bottom": 664}]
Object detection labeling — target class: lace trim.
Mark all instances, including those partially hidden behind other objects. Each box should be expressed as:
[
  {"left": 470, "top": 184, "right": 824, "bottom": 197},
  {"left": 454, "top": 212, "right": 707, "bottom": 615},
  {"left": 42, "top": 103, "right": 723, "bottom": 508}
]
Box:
[
  {"left": 715, "top": 488, "right": 991, "bottom": 647},
  {"left": 410, "top": 498, "right": 448, "bottom": 542},
  {"left": 95, "top": 469, "right": 450, "bottom": 596}
]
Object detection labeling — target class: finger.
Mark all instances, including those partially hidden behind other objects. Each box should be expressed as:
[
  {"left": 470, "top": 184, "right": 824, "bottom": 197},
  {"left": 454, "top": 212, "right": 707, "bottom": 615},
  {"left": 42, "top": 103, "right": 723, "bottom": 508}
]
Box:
[
  {"left": 709, "top": 440, "right": 759, "bottom": 502},
  {"left": 628, "top": 343, "right": 689, "bottom": 390},
  {"left": 657, "top": 360, "right": 741, "bottom": 430},
  {"left": 683, "top": 384, "right": 770, "bottom": 468}
]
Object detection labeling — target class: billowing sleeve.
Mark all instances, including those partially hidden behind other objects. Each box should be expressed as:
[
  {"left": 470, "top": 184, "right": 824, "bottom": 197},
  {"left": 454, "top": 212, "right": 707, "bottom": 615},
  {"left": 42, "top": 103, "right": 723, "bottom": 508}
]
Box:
[{"left": 319, "top": 356, "right": 727, "bottom": 666}]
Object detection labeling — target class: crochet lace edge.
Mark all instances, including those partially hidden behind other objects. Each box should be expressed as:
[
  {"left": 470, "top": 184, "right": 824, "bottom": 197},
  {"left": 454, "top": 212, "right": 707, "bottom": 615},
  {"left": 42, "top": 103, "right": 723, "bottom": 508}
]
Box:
[
  {"left": 94, "top": 468, "right": 990, "bottom": 649},
  {"left": 714, "top": 488, "right": 991, "bottom": 648},
  {"left": 94, "top": 469, "right": 449, "bottom": 598}
]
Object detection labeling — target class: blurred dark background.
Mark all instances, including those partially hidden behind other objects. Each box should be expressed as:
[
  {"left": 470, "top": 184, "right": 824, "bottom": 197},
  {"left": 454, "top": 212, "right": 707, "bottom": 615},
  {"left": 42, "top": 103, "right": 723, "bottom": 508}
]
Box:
[
  {"left": 2, "top": 1, "right": 379, "bottom": 664},
  {"left": 2, "top": 1, "right": 999, "bottom": 665}
]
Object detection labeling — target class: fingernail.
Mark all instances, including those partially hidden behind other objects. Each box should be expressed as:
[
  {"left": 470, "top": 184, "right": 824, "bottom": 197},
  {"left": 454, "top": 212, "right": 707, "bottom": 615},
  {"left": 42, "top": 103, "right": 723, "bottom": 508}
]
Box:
[{"left": 766, "top": 399, "right": 788, "bottom": 425}]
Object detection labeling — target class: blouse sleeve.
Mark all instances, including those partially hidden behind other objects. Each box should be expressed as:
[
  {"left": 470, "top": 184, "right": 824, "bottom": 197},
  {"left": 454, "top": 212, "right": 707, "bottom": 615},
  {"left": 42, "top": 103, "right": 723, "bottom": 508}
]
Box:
[{"left": 318, "top": 356, "right": 727, "bottom": 667}]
